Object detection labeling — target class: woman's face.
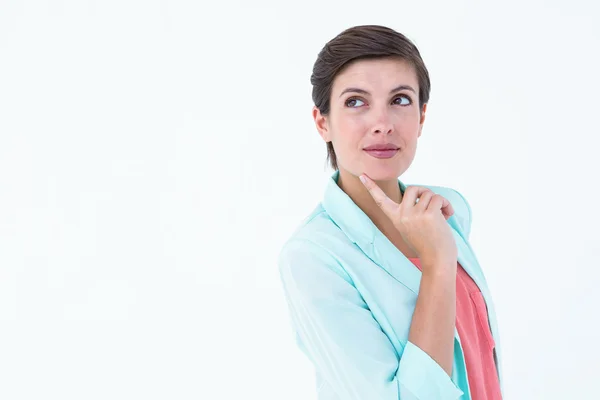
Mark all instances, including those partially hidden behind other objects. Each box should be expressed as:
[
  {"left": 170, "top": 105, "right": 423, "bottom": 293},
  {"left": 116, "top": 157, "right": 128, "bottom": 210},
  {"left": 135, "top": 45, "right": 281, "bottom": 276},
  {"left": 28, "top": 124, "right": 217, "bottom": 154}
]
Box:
[{"left": 313, "top": 57, "right": 426, "bottom": 182}]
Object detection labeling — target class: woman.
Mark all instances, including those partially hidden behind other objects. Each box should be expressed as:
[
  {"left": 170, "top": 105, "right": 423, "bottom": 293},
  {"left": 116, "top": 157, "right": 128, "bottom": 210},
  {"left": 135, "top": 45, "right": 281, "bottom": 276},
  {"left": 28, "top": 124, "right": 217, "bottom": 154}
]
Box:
[{"left": 278, "top": 25, "right": 503, "bottom": 400}]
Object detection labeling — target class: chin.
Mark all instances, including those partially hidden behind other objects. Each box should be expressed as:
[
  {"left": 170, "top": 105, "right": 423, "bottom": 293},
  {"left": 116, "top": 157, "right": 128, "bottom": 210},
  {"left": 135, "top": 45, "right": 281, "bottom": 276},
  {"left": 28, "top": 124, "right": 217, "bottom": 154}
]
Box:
[{"left": 360, "top": 165, "right": 401, "bottom": 182}]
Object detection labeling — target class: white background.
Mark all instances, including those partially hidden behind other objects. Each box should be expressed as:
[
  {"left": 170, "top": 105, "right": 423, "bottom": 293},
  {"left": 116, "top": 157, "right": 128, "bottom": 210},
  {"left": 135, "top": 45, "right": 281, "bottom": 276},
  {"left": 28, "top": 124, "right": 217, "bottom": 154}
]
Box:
[{"left": 1, "top": 1, "right": 599, "bottom": 399}]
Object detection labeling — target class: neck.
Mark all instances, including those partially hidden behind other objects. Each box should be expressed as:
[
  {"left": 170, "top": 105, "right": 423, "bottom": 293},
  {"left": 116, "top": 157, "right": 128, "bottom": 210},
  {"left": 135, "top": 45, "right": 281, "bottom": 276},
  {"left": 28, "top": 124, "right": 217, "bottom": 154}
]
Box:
[{"left": 336, "top": 169, "right": 403, "bottom": 230}]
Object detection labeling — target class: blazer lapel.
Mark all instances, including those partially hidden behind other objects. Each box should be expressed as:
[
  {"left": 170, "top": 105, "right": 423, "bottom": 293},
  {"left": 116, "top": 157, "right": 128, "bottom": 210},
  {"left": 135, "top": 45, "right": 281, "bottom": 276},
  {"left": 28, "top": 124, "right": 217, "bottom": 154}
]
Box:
[{"left": 369, "top": 229, "right": 422, "bottom": 294}]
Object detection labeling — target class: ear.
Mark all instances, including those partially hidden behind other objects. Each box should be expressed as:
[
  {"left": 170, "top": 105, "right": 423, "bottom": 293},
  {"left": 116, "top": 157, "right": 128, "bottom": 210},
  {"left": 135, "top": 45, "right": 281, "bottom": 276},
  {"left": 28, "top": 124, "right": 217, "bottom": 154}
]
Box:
[
  {"left": 418, "top": 103, "right": 427, "bottom": 138},
  {"left": 312, "top": 106, "right": 331, "bottom": 142}
]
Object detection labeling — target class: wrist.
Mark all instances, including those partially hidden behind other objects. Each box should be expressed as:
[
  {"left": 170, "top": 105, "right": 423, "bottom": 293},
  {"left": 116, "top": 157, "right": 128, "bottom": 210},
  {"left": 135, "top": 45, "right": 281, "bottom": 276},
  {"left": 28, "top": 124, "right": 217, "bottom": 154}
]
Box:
[{"left": 419, "top": 257, "right": 457, "bottom": 276}]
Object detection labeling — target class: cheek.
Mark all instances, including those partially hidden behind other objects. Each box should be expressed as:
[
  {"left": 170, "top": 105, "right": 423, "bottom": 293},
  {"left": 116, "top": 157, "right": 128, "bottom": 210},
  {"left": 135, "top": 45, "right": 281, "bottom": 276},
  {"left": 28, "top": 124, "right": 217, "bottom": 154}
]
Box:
[
  {"left": 335, "top": 116, "right": 367, "bottom": 141},
  {"left": 334, "top": 129, "right": 365, "bottom": 153},
  {"left": 393, "top": 110, "right": 421, "bottom": 127}
]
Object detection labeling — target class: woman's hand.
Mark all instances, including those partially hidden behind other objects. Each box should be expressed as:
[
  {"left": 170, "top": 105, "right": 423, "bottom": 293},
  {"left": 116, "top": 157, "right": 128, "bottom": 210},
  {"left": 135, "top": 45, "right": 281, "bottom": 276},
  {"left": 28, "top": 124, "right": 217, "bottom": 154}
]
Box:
[{"left": 360, "top": 173, "right": 457, "bottom": 268}]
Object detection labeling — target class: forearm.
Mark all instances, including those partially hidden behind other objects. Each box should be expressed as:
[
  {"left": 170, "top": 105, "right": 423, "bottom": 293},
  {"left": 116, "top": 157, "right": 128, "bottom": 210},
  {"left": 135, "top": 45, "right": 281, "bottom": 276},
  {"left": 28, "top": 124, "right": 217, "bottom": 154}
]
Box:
[{"left": 408, "top": 260, "right": 457, "bottom": 376}]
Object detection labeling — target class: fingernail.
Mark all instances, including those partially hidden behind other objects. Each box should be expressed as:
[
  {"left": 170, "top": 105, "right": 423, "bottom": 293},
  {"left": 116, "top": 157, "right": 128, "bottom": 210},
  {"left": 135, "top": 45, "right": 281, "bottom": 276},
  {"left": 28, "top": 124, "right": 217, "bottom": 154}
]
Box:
[{"left": 359, "top": 175, "right": 366, "bottom": 184}]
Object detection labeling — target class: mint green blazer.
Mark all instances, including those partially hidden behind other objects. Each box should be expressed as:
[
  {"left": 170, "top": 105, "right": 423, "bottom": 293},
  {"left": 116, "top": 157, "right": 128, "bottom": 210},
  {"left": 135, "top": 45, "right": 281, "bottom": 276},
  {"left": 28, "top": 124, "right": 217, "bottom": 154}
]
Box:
[{"left": 278, "top": 171, "right": 503, "bottom": 399}]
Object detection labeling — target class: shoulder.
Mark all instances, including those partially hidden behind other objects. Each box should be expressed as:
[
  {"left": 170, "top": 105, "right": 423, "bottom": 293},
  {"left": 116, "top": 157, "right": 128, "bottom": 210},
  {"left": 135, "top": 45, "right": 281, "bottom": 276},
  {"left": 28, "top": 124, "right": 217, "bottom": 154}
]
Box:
[
  {"left": 412, "top": 183, "right": 473, "bottom": 239},
  {"left": 278, "top": 204, "right": 354, "bottom": 286}
]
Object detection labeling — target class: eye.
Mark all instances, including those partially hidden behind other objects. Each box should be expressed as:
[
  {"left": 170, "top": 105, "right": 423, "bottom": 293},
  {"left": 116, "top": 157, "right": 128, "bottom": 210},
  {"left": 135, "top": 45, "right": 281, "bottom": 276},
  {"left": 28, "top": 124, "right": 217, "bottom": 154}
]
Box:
[
  {"left": 392, "top": 95, "right": 412, "bottom": 106},
  {"left": 345, "top": 97, "right": 365, "bottom": 108}
]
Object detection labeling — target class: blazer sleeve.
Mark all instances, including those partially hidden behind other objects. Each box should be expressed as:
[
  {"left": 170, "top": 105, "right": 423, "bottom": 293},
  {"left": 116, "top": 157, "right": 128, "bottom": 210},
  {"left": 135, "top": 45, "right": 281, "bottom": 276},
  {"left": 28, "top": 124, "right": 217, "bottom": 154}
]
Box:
[{"left": 278, "top": 238, "right": 464, "bottom": 400}]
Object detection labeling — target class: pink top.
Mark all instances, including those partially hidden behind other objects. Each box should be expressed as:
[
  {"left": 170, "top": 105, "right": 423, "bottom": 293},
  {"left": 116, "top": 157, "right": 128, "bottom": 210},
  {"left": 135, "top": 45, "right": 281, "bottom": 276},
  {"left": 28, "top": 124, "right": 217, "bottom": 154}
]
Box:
[{"left": 409, "top": 258, "right": 502, "bottom": 400}]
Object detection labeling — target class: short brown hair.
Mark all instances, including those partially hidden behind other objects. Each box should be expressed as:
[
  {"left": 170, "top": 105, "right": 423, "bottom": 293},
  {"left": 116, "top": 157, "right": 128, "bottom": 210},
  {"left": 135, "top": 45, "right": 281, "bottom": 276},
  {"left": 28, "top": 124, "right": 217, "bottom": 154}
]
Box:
[{"left": 310, "top": 25, "right": 431, "bottom": 171}]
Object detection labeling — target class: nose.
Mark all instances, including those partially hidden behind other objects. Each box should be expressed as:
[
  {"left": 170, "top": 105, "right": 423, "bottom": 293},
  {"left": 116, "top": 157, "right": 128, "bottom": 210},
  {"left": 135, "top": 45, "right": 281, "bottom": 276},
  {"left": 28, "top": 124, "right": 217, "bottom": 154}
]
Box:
[{"left": 370, "top": 107, "right": 394, "bottom": 135}]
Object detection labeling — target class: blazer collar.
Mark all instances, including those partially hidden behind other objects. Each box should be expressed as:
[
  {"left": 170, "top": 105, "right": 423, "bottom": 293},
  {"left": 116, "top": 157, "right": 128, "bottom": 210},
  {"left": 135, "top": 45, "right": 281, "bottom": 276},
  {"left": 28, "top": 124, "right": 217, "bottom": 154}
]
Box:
[
  {"left": 321, "top": 170, "right": 408, "bottom": 247},
  {"left": 321, "top": 171, "right": 421, "bottom": 292}
]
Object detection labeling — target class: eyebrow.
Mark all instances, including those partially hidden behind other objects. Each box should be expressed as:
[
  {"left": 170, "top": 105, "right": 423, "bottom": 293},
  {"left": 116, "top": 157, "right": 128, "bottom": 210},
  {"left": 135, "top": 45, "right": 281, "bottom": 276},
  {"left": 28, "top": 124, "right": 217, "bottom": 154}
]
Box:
[{"left": 338, "top": 84, "right": 417, "bottom": 98}]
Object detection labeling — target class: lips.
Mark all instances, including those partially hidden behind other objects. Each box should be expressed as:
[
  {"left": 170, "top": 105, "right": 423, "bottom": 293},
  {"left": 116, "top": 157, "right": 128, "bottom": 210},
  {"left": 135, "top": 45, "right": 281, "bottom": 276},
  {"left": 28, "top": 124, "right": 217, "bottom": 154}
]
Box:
[
  {"left": 363, "top": 144, "right": 399, "bottom": 151},
  {"left": 363, "top": 147, "right": 399, "bottom": 159}
]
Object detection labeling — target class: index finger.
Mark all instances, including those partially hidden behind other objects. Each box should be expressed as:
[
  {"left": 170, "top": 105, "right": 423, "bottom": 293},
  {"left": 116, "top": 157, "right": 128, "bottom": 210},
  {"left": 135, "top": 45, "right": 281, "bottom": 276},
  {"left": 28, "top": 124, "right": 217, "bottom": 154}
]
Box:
[{"left": 359, "top": 174, "right": 399, "bottom": 217}]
